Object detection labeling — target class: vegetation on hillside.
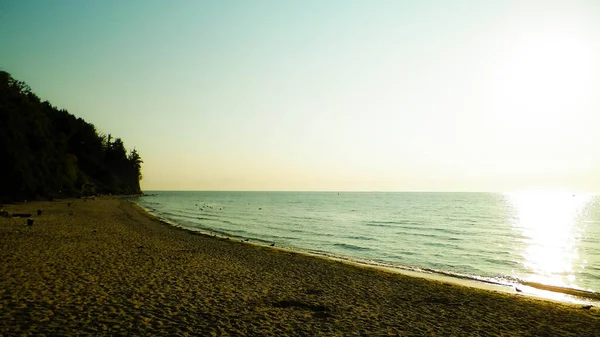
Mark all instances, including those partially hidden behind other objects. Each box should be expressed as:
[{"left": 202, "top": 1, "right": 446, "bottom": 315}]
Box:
[{"left": 0, "top": 71, "right": 142, "bottom": 202}]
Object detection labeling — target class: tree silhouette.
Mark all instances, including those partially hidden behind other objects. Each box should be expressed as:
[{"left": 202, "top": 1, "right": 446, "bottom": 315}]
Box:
[{"left": 0, "top": 70, "right": 143, "bottom": 202}]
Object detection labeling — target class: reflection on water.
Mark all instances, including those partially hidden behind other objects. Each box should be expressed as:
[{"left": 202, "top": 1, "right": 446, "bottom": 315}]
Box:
[{"left": 505, "top": 192, "right": 593, "bottom": 289}]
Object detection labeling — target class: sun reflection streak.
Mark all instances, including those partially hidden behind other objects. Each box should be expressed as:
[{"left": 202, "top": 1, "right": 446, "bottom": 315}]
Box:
[{"left": 505, "top": 192, "right": 592, "bottom": 289}]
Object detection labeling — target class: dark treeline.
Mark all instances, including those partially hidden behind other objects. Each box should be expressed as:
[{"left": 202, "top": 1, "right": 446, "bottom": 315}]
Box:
[{"left": 0, "top": 71, "right": 142, "bottom": 202}]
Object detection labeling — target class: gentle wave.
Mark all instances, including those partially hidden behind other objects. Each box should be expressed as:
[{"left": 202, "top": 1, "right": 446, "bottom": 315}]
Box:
[
  {"left": 344, "top": 235, "right": 376, "bottom": 241},
  {"left": 332, "top": 243, "right": 373, "bottom": 251}
]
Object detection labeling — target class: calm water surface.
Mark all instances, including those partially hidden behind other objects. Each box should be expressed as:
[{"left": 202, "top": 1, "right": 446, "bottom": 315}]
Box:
[{"left": 135, "top": 192, "right": 600, "bottom": 296}]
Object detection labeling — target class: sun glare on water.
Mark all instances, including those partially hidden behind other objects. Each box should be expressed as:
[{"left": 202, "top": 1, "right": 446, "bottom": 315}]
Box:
[{"left": 505, "top": 191, "right": 593, "bottom": 289}]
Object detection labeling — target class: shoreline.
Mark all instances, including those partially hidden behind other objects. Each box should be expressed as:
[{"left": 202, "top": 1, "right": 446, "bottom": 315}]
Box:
[
  {"left": 134, "top": 201, "right": 600, "bottom": 306},
  {"left": 2, "top": 197, "right": 599, "bottom": 335}
]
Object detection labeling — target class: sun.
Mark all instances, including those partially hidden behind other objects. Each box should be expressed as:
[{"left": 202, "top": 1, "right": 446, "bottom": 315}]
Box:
[{"left": 487, "top": 26, "right": 594, "bottom": 133}]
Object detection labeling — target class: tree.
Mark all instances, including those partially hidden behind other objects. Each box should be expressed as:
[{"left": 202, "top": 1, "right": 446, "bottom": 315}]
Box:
[{"left": 0, "top": 70, "right": 143, "bottom": 201}]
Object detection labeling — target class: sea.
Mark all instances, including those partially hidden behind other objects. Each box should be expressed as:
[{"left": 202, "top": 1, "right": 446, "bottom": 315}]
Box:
[{"left": 134, "top": 191, "right": 600, "bottom": 303}]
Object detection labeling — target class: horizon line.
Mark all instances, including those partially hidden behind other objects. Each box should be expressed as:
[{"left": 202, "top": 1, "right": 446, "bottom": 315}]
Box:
[{"left": 141, "top": 190, "right": 596, "bottom": 194}]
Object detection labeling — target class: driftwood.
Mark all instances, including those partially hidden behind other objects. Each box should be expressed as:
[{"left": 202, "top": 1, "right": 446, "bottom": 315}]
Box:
[{"left": 12, "top": 213, "right": 32, "bottom": 218}]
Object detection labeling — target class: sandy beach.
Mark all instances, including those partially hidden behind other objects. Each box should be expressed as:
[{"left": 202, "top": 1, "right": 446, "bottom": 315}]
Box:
[{"left": 1, "top": 197, "right": 599, "bottom": 336}]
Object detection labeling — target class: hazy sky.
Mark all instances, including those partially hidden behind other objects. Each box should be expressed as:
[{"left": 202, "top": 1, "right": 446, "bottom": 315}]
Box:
[{"left": 2, "top": 0, "right": 600, "bottom": 191}]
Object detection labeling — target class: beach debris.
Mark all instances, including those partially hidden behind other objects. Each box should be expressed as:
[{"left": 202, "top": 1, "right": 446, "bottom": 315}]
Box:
[
  {"left": 12, "top": 213, "right": 32, "bottom": 218},
  {"left": 581, "top": 305, "right": 593, "bottom": 310},
  {"left": 27, "top": 218, "right": 34, "bottom": 226},
  {"left": 270, "top": 243, "right": 275, "bottom": 247},
  {"left": 515, "top": 287, "right": 523, "bottom": 293},
  {"left": 244, "top": 238, "right": 249, "bottom": 242},
  {"left": 37, "top": 209, "right": 42, "bottom": 216}
]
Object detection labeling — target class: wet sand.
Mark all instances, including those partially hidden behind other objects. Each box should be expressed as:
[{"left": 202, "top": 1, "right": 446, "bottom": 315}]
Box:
[{"left": 1, "top": 197, "right": 599, "bottom": 336}]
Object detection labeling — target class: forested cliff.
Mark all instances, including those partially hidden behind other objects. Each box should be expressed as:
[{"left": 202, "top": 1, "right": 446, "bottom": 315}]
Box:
[{"left": 0, "top": 71, "right": 142, "bottom": 202}]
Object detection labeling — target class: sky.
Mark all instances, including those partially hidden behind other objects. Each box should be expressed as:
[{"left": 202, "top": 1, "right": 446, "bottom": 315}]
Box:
[{"left": 1, "top": 0, "right": 600, "bottom": 192}]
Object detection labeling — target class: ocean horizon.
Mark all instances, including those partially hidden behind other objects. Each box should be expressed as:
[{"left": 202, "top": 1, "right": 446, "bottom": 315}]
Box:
[{"left": 134, "top": 191, "right": 600, "bottom": 302}]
